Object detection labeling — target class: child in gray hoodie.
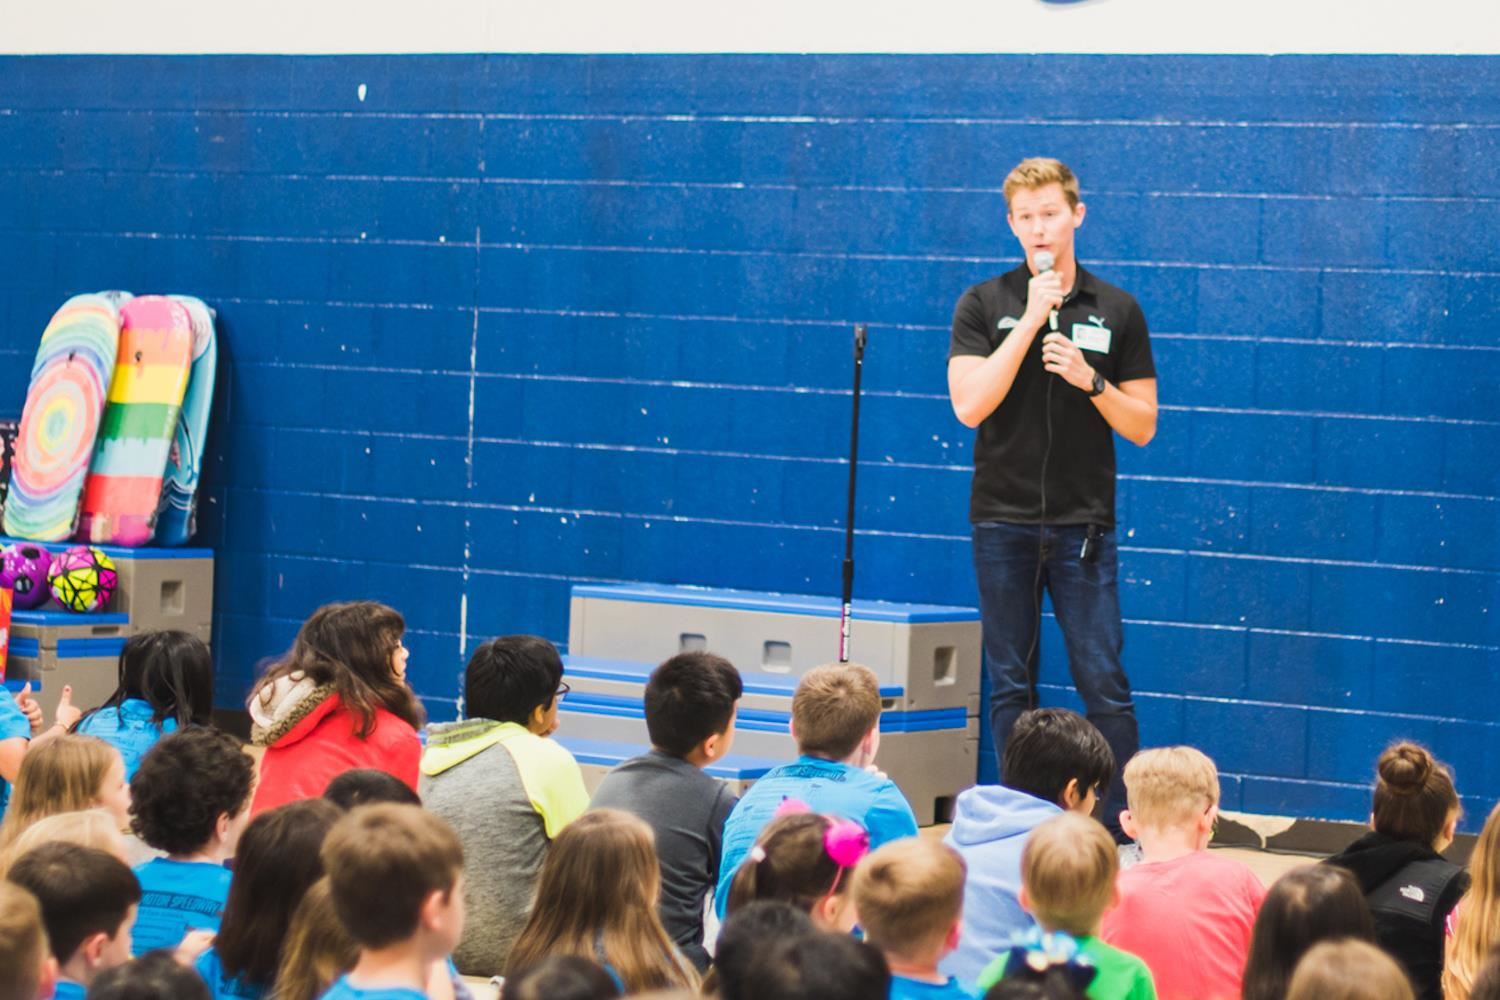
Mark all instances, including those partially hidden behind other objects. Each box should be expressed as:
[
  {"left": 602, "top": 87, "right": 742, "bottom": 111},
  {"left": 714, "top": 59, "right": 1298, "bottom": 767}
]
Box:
[{"left": 420, "top": 636, "right": 587, "bottom": 978}]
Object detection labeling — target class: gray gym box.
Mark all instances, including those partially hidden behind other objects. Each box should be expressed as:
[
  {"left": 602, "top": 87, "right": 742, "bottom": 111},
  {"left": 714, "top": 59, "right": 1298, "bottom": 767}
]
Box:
[
  {"left": 5, "top": 649, "right": 122, "bottom": 724},
  {"left": 1, "top": 540, "right": 214, "bottom": 636},
  {"left": 569, "top": 584, "right": 982, "bottom": 714},
  {"left": 556, "top": 703, "right": 974, "bottom": 826}
]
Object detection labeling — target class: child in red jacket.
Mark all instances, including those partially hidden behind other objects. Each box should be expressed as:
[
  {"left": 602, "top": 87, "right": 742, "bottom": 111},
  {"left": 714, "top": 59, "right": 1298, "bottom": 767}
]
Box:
[{"left": 248, "top": 602, "right": 425, "bottom": 814}]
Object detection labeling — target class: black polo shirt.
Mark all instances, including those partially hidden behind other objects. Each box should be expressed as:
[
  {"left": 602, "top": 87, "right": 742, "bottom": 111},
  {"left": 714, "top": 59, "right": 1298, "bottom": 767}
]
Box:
[{"left": 948, "top": 263, "right": 1156, "bottom": 527}]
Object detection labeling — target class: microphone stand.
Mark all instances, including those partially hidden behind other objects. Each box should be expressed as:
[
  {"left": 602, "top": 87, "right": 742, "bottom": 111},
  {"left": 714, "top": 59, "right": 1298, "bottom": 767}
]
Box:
[{"left": 839, "top": 324, "right": 868, "bottom": 663}]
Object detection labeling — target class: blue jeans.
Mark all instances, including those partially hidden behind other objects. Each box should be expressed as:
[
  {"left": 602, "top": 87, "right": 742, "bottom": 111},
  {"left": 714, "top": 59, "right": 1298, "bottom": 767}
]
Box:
[{"left": 972, "top": 521, "right": 1138, "bottom": 837}]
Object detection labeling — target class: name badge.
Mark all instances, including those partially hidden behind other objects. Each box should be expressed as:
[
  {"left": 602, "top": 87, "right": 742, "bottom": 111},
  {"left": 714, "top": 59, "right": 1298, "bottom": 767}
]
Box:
[{"left": 1071, "top": 322, "right": 1112, "bottom": 354}]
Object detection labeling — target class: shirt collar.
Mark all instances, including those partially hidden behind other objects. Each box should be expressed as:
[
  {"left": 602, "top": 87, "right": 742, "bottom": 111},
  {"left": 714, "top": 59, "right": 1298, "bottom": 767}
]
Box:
[{"left": 1002, "top": 261, "right": 1097, "bottom": 305}]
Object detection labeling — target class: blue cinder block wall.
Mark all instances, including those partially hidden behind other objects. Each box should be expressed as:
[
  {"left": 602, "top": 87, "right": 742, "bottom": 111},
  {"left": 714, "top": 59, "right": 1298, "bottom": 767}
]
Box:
[{"left": 0, "top": 55, "right": 1496, "bottom": 827}]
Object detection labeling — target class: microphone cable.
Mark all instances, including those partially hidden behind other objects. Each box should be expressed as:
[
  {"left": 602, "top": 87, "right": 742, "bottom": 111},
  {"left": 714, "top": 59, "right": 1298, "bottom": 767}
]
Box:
[{"left": 1019, "top": 255, "right": 1061, "bottom": 713}]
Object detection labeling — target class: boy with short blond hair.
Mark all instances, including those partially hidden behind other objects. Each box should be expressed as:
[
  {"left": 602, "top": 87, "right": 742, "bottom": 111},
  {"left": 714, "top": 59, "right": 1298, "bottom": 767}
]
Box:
[
  {"left": 852, "top": 838, "right": 977, "bottom": 999},
  {"left": 318, "top": 804, "right": 466, "bottom": 1000},
  {"left": 978, "top": 813, "right": 1155, "bottom": 1000},
  {"left": 1099, "top": 747, "right": 1265, "bottom": 1000},
  {"left": 714, "top": 663, "right": 919, "bottom": 916},
  {"left": 0, "top": 882, "right": 57, "bottom": 1000}
]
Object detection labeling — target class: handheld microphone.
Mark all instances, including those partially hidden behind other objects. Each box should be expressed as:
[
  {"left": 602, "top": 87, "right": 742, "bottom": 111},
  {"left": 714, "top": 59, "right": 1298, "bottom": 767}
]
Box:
[{"left": 1034, "top": 250, "right": 1059, "bottom": 332}]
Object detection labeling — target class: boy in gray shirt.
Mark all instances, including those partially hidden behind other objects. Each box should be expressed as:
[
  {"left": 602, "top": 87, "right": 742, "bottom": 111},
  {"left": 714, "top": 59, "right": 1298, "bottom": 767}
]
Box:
[{"left": 589, "top": 651, "right": 743, "bottom": 970}]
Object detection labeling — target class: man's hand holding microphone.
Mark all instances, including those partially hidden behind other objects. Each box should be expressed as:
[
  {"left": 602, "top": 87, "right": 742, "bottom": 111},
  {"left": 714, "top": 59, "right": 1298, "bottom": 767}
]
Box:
[{"left": 1030, "top": 250, "right": 1097, "bottom": 393}]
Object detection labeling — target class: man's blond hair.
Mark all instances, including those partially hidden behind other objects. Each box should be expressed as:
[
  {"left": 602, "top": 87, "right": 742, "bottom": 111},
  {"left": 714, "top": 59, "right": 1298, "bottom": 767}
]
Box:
[
  {"left": 1003, "top": 158, "right": 1080, "bottom": 211},
  {"left": 791, "top": 663, "right": 881, "bottom": 760},
  {"left": 1123, "top": 746, "right": 1220, "bottom": 830},
  {"left": 1021, "top": 813, "right": 1116, "bottom": 936},
  {"left": 851, "top": 838, "right": 966, "bottom": 962}
]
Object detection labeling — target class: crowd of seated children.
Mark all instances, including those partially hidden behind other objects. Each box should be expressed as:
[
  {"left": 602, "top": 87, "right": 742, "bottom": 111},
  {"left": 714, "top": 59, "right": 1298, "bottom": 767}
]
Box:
[{"left": 3, "top": 597, "right": 1498, "bottom": 1000}]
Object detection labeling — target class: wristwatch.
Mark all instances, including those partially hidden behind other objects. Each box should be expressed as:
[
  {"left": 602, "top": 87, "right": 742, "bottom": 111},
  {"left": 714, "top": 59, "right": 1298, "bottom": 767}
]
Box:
[{"left": 1087, "top": 370, "right": 1106, "bottom": 397}]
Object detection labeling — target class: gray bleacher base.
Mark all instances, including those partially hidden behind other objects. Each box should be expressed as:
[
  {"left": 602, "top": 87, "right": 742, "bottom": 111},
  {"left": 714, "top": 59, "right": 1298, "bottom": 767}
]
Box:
[
  {"left": 568, "top": 585, "right": 981, "bottom": 715},
  {"left": 557, "top": 705, "right": 975, "bottom": 826},
  {"left": 11, "top": 612, "right": 131, "bottom": 649},
  {"left": 562, "top": 655, "right": 915, "bottom": 716},
  {"left": 6, "top": 650, "right": 121, "bottom": 723}
]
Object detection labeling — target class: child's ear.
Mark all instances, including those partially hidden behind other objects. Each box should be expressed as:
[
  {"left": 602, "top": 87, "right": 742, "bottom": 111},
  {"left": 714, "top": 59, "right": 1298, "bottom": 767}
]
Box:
[
  {"left": 1119, "top": 809, "right": 1138, "bottom": 840},
  {"left": 418, "top": 887, "right": 447, "bottom": 931},
  {"left": 78, "top": 931, "right": 108, "bottom": 971},
  {"left": 1200, "top": 804, "right": 1218, "bottom": 838},
  {"left": 1060, "top": 778, "right": 1082, "bottom": 811},
  {"left": 38, "top": 955, "right": 58, "bottom": 999},
  {"left": 944, "top": 915, "right": 963, "bottom": 954},
  {"left": 1017, "top": 884, "right": 1034, "bottom": 915}
]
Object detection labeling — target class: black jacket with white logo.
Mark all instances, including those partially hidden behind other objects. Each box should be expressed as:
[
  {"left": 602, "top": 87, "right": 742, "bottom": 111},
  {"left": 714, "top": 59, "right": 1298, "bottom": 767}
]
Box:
[{"left": 1324, "top": 830, "right": 1470, "bottom": 1000}]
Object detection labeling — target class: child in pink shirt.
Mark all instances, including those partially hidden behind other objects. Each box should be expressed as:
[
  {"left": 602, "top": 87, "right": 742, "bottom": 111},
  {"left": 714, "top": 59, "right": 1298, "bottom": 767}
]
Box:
[{"left": 1100, "top": 747, "right": 1266, "bottom": 1000}]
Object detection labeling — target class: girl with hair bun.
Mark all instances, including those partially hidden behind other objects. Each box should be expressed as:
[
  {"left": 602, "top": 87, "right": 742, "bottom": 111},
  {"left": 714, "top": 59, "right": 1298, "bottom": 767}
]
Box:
[{"left": 1323, "top": 741, "right": 1467, "bottom": 1000}]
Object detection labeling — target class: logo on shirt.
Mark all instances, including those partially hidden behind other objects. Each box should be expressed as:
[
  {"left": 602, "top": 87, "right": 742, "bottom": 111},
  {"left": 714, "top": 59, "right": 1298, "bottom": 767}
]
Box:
[
  {"left": 997, "top": 316, "right": 1019, "bottom": 330},
  {"left": 1399, "top": 885, "right": 1426, "bottom": 903}
]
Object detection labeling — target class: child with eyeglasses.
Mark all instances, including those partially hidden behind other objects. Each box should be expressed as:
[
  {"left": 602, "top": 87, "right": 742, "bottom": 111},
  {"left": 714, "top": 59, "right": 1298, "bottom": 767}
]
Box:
[{"left": 420, "top": 635, "right": 588, "bottom": 979}]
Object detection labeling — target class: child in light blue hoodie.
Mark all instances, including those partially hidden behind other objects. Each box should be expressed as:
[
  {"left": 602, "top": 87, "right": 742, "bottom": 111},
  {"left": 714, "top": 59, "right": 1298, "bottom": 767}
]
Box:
[
  {"left": 940, "top": 708, "right": 1115, "bottom": 987},
  {"left": 76, "top": 631, "right": 214, "bottom": 780}
]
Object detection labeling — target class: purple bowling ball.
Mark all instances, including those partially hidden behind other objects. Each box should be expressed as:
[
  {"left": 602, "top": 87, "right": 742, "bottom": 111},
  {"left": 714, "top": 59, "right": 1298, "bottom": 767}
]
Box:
[{"left": 0, "top": 543, "right": 53, "bottom": 609}]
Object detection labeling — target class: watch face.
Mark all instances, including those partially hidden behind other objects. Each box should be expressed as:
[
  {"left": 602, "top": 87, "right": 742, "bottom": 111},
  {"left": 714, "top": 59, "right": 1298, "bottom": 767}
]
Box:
[{"left": 1091, "top": 371, "right": 1105, "bottom": 395}]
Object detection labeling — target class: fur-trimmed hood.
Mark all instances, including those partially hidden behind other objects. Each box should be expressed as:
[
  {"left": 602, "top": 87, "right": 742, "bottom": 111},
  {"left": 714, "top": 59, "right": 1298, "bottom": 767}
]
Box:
[{"left": 249, "top": 672, "right": 339, "bottom": 748}]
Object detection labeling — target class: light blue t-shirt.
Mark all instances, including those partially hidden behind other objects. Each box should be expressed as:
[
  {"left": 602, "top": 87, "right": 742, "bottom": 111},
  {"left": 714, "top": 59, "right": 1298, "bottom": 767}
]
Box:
[
  {"left": 133, "top": 857, "right": 232, "bottom": 955},
  {"left": 714, "top": 755, "right": 919, "bottom": 916},
  {"left": 0, "top": 692, "right": 32, "bottom": 814},
  {"left": 52, "top": 980, "right": 87, "bottom": 1000},
  {"left": 194, "top": 946, "right": 265, "bottom": 1000},
  {"left": 317, "top": 976, "right": 429, "bottom": 1000},
  {"left": 891, "top": 974, "right": 980, "bottom": 1000},
  {"left": 77, "top": 698, "right": 178, "bottom": 780}
]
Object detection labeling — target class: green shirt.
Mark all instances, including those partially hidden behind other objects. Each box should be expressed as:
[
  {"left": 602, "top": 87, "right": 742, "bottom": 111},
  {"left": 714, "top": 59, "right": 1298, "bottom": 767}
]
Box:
[{"left": 975, "top": 935, "right": 1156, "bottom": 1000}]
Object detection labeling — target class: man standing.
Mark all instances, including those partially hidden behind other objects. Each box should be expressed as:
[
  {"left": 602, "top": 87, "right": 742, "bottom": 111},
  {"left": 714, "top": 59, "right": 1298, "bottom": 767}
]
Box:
[{"left": 947, "top": 158, "right": 1157, "bottom": 839}]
